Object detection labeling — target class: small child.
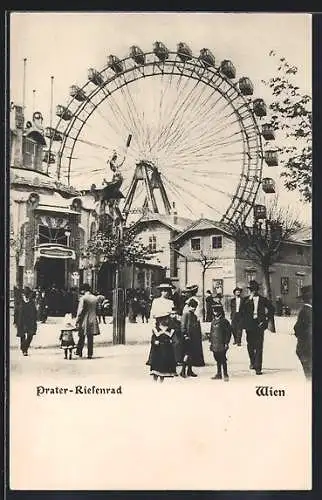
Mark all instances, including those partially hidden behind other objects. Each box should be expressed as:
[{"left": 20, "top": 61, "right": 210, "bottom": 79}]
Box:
[
  {"left": 168, "top": 306, "right": 183, "bottom": 368},
  {"left": 208, "top": 304, "right": 232, "bottom": 381},
  {"left": 149, "top": 313, "right": 177, "bottom": 382},
  {"left": 59, "top": 313, "right": 77, "bottom": 360}
]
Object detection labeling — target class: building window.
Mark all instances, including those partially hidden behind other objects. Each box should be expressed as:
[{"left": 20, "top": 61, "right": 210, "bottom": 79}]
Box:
[
  {"left": 23, "top": 137, "right": 38, "bottom": 169},
  {"left": 281, "top": 277, "right": 289, "bottom": 295},
  {"left": 38, "top": 225, "right": 68, "bottom": 245},
  {"left": 191, "top": 237, "right": 201, "bottom": 251},
  {"left": 148, "top": 235, "right": 157, "bottom": 252},
  {"left": 211, "top": 235, "right": 223, "bottom": 249},
  {"left": 212, "top": 279, "right": 223, "bottom": 295},
  {"left": 296, "top": 278, "right": 304, "bottom": 297}
]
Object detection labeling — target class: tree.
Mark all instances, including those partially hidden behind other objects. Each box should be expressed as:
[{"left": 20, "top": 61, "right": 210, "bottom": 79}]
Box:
[
  {"left": 262, "top": 51, "right": 312, "bottom": 202},
  {"left": 83, "top": 224, "right": 160, "bottom": 344},
  {"left": 197, "top": 251, "right": 217, "bottom": 322},
  {"left": 83, "top": 224, "right": 157, "bottom": 277},
  {"left": 233, "top": 197, "right": 302, "bottom": 303}
]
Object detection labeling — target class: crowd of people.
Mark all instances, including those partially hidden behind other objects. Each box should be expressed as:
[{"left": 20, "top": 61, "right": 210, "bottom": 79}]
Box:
[
  {"left": 12, "top": 279, "right": 312, "bottom": 380},
  {"left": 146, "top": 280, "right": 312, "bottom": 382}
]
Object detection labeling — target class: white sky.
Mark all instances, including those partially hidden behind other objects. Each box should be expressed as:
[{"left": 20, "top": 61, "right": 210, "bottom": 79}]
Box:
[{"left": 9, "top": 12, "right": 312, "bottom": 224}]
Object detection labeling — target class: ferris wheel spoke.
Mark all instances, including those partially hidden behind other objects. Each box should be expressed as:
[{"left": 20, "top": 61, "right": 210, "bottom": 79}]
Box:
[
  {"left": 208, "top": 111, "right": 254, "bottom": 140},
  {"left": 119, "top": 75, "right": 147, "bottom": 150},
  {"left": 163, "top": 164, "right": 241, "bottom": 177},
  {"left": 86, "top": 94, "right": 126, "bottom": 144},
  {"left": 157, "top": 79, "right": 211, "bottom": 153},
  {"left": 175, "top": 172, "right": 243, "bottom": 202},
  {"left": 165, "top": 121, "right": 238, "bottom": 160},
  {"left": 165, "top": 175, "right": 223, "bottom": 217},
  {"left": 100, "top": 87, "right": 135, "bottom": 142},
  {"left": 161, "top": 174, "right": 196, "bottom": 216},
  {"left": 151, "top": 64, "right": 179, "bottom": 151},
  {"left": 155, "top": 67, "right": 199, "bottom": 146},
  {"left": 160, "top": 97, "right": 241, "bottom": 160},
  {"left": 167, "top": 130, "right": 240, "bottom": 162},
  {"left": 156, "top": 77, "right": 205, "bottom": 152}
]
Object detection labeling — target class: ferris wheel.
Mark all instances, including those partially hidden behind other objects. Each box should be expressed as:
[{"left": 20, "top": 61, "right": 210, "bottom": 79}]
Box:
[{"left": 45, "top": 41, "right": 278, "bottom": 226}]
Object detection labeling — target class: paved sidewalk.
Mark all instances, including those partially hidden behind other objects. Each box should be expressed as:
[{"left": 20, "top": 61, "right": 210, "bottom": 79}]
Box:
[{"left": 9, "top": 313, "right": 298, "bottom": 350}]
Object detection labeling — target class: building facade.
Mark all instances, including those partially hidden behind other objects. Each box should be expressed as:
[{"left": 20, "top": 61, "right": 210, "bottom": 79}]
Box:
[
  {"left": 171, "top": 218, "right": 311, "bottom": 312},
  {"left": 129, "top": 213, "right": 192, "bottom": 293},
  {"left": 9, "top": 104, "right": 100, "bottom": 298}
]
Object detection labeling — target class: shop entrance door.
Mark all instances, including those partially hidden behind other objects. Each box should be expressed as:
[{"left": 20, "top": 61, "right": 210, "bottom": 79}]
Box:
[{"left": 36, "top": 257, "right": 65, "bottom": 290}]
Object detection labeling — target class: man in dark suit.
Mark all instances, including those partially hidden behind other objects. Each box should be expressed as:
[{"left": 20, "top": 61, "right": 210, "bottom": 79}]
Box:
[
  {"left": 294, "top": 285, "right": 312, "bottom": 379},
  {"left": 240, "top": 280, "right": 274, "bottom": 375},
  {"left": 230, "top": 286, "right": 244, "bottom": 346}
]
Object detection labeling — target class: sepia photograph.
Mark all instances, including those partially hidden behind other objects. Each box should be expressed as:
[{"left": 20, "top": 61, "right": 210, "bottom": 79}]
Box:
[{"left": 8, "top": 11, "right": 312, "bottom": 491}]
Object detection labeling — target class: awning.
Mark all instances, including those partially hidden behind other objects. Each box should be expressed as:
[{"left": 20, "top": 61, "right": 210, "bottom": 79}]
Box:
[
  {"left": 35, "top": 244, "right": 76, "bottom": 260},
  {"left": 35, "top": 205, "right": 81, "bottom": 215}
]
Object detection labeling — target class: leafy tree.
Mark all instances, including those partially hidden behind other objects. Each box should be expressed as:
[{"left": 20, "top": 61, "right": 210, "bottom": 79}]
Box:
[
  {"left": 82, "top": 224, "right": 160, "bottom": 286},
  {"left": 233, "top": 197, "right": 303, "bottom": 303},
  {"left": 262, "top": 51, "right": 312, "bottom": 202}
]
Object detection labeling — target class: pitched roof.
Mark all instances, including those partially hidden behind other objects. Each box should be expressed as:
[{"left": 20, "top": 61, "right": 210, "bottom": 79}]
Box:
[
  {"left": 171, "top": 218, "right": 233, "bottom": 243},
  {"left": 132, "top": 213, "right": 193, "bottom": 232},
  {"left": 287, "top": 226, "right": 312, "bottom": 243}
]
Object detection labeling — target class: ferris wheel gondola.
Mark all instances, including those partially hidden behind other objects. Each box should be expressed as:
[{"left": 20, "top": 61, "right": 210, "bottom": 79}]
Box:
[{"left": 47, "top": 41, "right": 279, "bottom": 227}]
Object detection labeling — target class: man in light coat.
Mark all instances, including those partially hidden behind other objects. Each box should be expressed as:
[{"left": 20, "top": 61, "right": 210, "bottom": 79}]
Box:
[{"left": 75, "top": 283, "right": 100, "bottom": 359}]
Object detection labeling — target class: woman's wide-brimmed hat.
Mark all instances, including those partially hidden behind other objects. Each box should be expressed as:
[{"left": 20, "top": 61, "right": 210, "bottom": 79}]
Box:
[
  {"left": 183, "top": 284, "right": 198, "bottom": 294},
  {"left": 157, "top": 283, "right": 172, "bottom": 290},
  {"left": 233, "top": 286, "right": 243, "bottom": 294},
  {"left": 155, "top": 313, "right": 170, "bottom": 321}
]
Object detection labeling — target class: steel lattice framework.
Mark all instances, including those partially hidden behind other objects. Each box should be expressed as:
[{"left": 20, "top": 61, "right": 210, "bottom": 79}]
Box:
[{"left": 50, "top": 45, "right": 267, "bottom": 226}]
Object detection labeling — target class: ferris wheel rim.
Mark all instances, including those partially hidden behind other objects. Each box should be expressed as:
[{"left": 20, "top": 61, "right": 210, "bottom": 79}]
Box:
[{"left": 53, "top": 46, "right": 265, "bottom": 225}]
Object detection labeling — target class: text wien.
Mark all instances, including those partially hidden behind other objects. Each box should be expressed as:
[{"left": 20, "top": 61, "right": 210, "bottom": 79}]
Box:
[{"left": 256, "top": 386, "right": 286, "bottom": 397}]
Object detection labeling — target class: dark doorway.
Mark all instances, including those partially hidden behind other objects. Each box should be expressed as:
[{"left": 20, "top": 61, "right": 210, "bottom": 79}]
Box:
[
  {"left": 97, "top": 262, "right": 115, "bottom": 295},
  {"left": 36, "top": 257, "right": 65, "bottom": 289}
]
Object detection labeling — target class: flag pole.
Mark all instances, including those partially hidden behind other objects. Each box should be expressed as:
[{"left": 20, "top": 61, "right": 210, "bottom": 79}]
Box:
[
  {"left": 22, "top": 58, "right": 27, "bottom": 127},
  {"left": 47, "top": 76, "right": 54, "bottom": 174}
]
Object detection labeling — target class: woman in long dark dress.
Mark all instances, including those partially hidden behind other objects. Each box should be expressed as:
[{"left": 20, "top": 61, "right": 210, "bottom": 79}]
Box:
[
  {"left": 149, "top": 314, "right": 177, "bottom": 383},
  {"left": 16, "top": 286, "right": 37, "bottom": 356},
  {"left": 180, "top": 298, "right": 205, "bottom": 377}
]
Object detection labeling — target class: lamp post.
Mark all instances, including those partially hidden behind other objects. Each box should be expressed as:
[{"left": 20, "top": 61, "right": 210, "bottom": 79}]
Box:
[
  {"left": 64, "top": 226, "right": 71, "bottom": 291},
  {"left": 113, "top": 217, "right": 126, "bottom": 345}
]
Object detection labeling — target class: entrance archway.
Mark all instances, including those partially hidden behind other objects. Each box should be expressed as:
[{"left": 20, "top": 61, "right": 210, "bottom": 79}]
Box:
[{"left": 36, "top": 257, "right": 65, "bottom": 289}]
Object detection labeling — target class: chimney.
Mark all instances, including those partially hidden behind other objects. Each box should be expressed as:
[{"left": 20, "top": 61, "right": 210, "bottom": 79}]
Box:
[{"left": 171, "top": 201, "right": 178, "bottom": 225}]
